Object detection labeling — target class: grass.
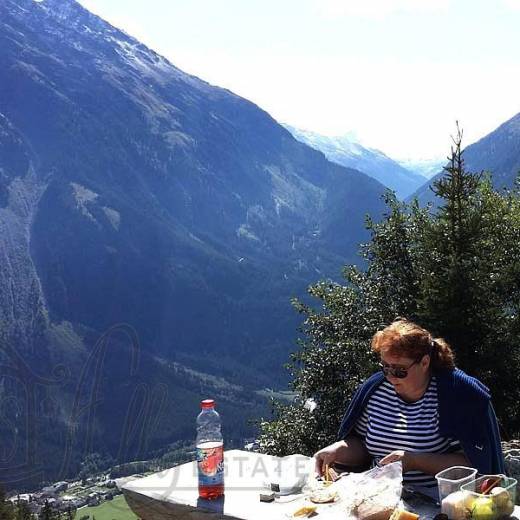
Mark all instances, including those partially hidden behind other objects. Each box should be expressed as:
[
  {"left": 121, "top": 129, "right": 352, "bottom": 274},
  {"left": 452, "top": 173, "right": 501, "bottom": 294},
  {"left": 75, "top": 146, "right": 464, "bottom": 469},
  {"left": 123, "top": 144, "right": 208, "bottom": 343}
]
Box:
[{"left": 74, "top": 495, "right": 138, "bottom": 520}]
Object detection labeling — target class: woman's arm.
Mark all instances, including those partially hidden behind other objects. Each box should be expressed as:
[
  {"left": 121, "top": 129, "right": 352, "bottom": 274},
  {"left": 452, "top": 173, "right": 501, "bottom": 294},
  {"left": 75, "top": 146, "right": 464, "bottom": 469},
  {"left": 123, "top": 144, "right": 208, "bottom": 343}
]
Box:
[
  {"left": 314, "top": 435, "right": 371, "bottom": 475},
  {"left": 380, "top": 450, "right": 469, "bottom": 475}
]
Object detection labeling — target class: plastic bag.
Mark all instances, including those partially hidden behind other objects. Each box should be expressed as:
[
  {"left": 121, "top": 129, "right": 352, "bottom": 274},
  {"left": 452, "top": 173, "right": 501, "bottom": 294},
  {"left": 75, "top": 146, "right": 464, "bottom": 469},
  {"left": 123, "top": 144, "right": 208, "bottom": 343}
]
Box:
[{"left": 337, "top": 462, "right": 403, "bottom": 520}]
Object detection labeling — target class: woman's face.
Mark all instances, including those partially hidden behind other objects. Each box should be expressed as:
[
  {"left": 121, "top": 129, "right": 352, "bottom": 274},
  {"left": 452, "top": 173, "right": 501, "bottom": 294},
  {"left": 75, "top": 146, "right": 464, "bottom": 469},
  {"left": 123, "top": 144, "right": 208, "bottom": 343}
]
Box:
[{"left": 380, "top": 348, "right": 431, "bottom": 397}]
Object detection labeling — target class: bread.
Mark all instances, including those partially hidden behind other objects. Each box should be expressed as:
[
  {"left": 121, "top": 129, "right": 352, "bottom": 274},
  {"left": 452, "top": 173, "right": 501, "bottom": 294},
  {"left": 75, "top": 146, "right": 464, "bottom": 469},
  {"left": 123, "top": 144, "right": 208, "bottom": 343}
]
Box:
[
  {"left": 292, "top": 504, "right": 317, "bottom": 517},
  {"left": 355, "top": 499, "right": 395, "bottom": 520},
  {"left": 309, "top": 489, "right": 337, "bottom": 504},
  {"left": 389, "top": 509, "right": 419, "bottom": 520},
  {"left": 324, "top": 465, "right": 339, "bottom": 482}
]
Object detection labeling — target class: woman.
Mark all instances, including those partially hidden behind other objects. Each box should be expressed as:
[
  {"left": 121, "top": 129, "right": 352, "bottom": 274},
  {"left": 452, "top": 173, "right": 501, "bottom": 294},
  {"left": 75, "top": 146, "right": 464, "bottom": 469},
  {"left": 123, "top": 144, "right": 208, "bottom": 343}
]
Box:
[{"left": 314, "top": 318, "right": 504, "bottom": 494}]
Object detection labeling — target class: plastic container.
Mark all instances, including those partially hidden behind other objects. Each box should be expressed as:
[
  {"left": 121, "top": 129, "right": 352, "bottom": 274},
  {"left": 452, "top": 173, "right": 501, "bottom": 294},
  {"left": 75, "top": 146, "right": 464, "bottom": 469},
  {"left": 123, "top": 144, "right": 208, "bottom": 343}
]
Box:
[
  {"left": 196, "top": 399, "right": 224, "bottom": 499},
  {"left": 461, "top": 475, "right": 517, "bottom": 519},
  {"left": 436, "top": 466, "right": 478, "bottom": 511}
]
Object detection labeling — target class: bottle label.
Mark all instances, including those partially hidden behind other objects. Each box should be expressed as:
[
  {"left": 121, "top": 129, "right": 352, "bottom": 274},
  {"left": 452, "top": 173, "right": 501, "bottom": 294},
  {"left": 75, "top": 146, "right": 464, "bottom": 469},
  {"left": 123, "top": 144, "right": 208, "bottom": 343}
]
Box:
[{"left": 197, "top": 442, "right": 224, "bottom": 487}]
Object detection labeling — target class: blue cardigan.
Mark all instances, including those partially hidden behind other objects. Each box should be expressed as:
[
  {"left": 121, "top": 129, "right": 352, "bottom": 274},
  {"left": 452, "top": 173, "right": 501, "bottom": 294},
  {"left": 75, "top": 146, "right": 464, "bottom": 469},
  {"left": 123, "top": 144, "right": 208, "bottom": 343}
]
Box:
[{"left": 337, "top": 368, "right": 505, "bottom": 474}]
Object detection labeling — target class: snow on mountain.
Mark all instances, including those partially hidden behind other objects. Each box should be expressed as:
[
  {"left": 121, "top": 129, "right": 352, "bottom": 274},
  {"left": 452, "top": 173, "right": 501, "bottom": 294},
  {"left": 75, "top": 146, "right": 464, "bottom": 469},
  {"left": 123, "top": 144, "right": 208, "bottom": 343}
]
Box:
[
  {"left": 284, "top": 124, "right": 428, "bottom": 199},
  {"left": 397, "top": 157, "right": 446, "bottom": 180}
]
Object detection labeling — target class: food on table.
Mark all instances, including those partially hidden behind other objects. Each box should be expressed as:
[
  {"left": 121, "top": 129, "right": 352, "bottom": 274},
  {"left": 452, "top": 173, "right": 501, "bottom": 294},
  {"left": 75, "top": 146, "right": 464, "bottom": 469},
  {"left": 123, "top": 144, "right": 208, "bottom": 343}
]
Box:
[
  {"left": 498, "top": 497, "right": 514, "bottom": 516},
  {"left": 388, "top": 509, "right": 419, "bottom": 520},
  {"left": 324, "top": 463, "right": 330, "bottom": 481},
  {"left": 292, "top": 504, "right": 317, "bottom": 517},
  {"left": 321, "top": 463, "right": 338, "bottom": 485},
  {"left": 325, "top": 464, "right": 339, "bottom": 482},
  {"left": 350, "top": 463, "right": 402, "bottom": 520},
  {"left": 489, "top": 487, "right": 509, "bottom": 508},
  {"left": 480, "top": 477, "right": 502, "bottom": 495},
  {"left": 354, "top": 497, "right": 395, "bottom": 520},
  {"left": 309, "top": 488, "right": 338, "bottom": 504},
  {"left": 471, "top": 496, "right": 495, "bottom": 520},
  {"left": 489, "top": 487, "right": 514, "bottom": 516},
  {"left": 464, "top": 491, "right": 477, "bottom": 512},
  {"left": 442, "top": 481, "right": 514, "bottom": 520},
  {"left": 442, "top": 490, "right": 473, "bottom": 520}
]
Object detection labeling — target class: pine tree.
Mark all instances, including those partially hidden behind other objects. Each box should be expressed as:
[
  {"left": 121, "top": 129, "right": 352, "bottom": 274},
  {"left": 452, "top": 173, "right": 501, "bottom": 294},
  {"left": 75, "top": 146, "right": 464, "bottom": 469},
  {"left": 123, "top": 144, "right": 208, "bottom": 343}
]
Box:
[
  {"left": 417, "top": 124, "right": 486, "bottom": 369},
  {"left": 0, "top": 485, "right": 15, "bottom": 520},
  {"left": 39, "top": 501, "right": 57, "bottom": 520},
  {"left": 417, "top": 125, "right": 520, "bottom": 431},
  {"left": 15, "top": 501, "right": 32, "bottom": 520}
]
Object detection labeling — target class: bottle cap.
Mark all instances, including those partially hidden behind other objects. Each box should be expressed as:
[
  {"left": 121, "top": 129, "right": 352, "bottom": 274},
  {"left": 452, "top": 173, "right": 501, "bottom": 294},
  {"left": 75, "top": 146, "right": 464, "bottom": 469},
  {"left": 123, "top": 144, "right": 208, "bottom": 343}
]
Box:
[{"left": 201, "top": 399, "right": 215, "bottom": 409}]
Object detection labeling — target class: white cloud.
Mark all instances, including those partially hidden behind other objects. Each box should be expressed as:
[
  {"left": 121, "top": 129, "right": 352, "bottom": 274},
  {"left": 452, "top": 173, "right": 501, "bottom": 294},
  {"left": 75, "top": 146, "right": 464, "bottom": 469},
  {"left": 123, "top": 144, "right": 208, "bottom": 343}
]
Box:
[
  {"left": 76, "top": 0, "right": 520, "bottom": 161},
  {"left": 503, "top": 0, "right": 520, "bottom": 9},
  {"left": 79, "top": 1, "right": 152, "bottom": 45},
  {"left": 165, "top": 48, "right": 520, "bottom": 159},
  {"left": 313, "top": 0, "right": 451, "bottom": 19}
]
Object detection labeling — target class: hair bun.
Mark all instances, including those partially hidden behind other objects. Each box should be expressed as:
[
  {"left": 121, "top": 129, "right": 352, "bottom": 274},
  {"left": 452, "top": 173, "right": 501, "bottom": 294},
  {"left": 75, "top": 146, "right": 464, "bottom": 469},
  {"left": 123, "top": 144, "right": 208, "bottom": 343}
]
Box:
[{"left": 371, "top": 321, "right": 455, "bottom": 370}]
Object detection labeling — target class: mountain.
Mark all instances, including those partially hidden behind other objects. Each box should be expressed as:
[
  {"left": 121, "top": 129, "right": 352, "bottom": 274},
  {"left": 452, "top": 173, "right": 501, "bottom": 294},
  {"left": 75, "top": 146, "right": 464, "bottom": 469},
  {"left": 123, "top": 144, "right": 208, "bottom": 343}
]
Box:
[
  {"left": 285, "top": 125, "right": 427, "bottom": 199},
  {"left": 0, "top": 0, "right": 388, "bottom": 487},
  {"left": 412, "top": 113, "right": 520, "bottom": 204},
  {"left": 397, "top": 157, "right": 445, "bottom": 180}
]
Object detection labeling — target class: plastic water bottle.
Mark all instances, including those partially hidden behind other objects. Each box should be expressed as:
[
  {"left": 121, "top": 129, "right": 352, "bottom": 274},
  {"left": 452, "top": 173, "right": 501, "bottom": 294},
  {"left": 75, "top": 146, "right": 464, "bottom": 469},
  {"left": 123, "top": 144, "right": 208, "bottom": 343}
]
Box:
[{"left": 196, "top": 399, "right": 224, "bottom": 499}]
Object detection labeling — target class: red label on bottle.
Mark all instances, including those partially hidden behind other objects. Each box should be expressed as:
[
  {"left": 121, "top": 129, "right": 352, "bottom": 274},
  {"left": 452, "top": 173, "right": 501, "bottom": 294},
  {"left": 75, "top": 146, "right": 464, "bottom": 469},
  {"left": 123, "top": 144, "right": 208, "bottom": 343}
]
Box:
[{"left": 197, "top": 442, "right": 224, "bottom": 487}]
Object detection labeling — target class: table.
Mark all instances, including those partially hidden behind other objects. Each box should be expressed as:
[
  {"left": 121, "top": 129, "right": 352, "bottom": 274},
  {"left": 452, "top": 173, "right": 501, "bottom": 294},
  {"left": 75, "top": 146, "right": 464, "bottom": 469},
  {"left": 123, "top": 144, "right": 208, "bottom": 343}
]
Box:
[
  {"left": 121, "top": 450, "right": 315, "bottom": 520},
  {"left": 120, "top": 450, "right": 520, "bottom": 520}
]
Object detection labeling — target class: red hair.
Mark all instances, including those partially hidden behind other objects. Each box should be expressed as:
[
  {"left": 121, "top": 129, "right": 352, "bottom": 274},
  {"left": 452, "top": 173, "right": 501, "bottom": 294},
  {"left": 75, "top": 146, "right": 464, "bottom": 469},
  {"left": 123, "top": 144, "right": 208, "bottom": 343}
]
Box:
[{"left": 371, "top": 318, "right": 455, "bottom": 370}]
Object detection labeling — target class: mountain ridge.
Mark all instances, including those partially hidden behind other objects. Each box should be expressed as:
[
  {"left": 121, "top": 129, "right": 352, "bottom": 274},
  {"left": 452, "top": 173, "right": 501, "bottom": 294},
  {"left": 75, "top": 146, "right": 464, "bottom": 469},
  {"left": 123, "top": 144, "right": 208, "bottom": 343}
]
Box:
[
  {"left": 285, "top": 124, "right": 427, "bottom": 198},
  {"left": 0, "top": 0, "right": 388, "bottom": 488},
  {"left": 412, "top": 112, "right": 520, "bottom": 204}
]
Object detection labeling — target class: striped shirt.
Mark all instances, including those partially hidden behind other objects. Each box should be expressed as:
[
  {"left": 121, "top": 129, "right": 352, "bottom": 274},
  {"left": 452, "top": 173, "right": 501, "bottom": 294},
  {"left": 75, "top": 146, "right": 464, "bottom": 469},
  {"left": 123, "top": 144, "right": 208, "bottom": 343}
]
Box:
[{"left": 354, "top": 376, "right": 461, "bottom": 489}]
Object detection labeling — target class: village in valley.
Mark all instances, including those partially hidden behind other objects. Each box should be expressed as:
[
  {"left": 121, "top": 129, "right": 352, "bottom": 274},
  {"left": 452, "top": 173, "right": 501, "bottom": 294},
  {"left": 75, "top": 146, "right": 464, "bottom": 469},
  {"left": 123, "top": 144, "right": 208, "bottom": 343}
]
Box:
[
  {"left": 4, "top": 439, "right": 261, "bottom": 517},
  {"left": 6, "top": 475, "right": 123, "bottom": 517}
]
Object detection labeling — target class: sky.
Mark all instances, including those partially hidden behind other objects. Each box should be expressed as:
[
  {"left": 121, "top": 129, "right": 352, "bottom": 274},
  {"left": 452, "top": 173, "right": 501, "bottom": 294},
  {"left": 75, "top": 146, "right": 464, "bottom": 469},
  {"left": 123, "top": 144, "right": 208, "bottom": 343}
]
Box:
[{"left": 77, "top": 0, "right": 520, "bottom": 161}]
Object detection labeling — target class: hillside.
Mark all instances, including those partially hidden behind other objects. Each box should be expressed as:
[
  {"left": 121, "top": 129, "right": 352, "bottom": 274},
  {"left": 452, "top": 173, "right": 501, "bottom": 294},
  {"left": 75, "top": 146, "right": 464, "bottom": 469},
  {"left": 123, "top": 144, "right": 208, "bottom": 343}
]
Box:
[
  {"left": 0, "top": 0, "right": 387, "bottom": 488},
  {"left": 285, "top": 125, "right": 427, "bottom": 198}
]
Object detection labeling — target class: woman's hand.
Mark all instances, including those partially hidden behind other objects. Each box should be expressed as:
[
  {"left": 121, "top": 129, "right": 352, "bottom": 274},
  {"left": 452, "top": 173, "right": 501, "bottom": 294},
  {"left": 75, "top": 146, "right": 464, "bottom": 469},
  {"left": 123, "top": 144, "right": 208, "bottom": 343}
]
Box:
[
  {"left": 314, "top": 437, "right": 370, "bottom": 476},
  {"left": 379, "top": 450, "right": 413, "bottom": 472},
  {"left": 314, "top": 442, "right": 342, "bottom": 476}
]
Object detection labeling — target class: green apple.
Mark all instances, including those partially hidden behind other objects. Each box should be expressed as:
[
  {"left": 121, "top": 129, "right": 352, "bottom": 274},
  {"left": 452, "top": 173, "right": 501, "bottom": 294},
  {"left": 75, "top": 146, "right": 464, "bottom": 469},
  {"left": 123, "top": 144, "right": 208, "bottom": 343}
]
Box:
[
  {"left": 464, "top": 491, "right": 477, "bottom": 512},
  {"left": 472, "top": 496, "right": 495, "bottom": 520}
]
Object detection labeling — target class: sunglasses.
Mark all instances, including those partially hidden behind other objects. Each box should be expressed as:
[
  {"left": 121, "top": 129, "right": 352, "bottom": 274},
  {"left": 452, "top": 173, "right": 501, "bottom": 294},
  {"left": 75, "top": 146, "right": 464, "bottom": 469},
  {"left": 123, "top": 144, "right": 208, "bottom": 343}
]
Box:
[{"left": 379, "top": 359, "right": 420, "bottom": 379}]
